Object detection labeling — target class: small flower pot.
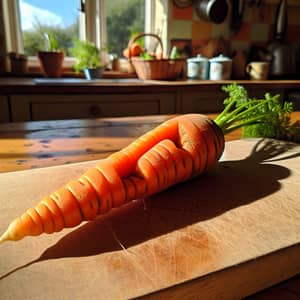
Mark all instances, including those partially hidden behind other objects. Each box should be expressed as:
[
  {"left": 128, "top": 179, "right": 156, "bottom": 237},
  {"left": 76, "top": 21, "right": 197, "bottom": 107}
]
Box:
[
  {"left": 83, "top": 67, "right": 103, "bottom": 80},
  {"left": 38, "top": 51, "right": 64, "bottom": 78},
  {"left": 10, "top": 58, "right": 28, "bottom": 74}
]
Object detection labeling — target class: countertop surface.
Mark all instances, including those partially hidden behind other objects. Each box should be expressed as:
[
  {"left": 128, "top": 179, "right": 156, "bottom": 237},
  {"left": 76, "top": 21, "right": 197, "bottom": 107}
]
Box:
[
  {"left": 0, "top": 77, "right": 299, "bottom": 94},
  {"left": 0, "top": 113, "right": 300, "bottom": 299}
]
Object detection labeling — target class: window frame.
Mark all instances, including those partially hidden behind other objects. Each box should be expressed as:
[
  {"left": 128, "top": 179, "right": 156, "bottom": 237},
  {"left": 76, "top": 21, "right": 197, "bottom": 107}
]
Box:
[{"left": 2, "top": 0, "right": 168, "bottom": 72}]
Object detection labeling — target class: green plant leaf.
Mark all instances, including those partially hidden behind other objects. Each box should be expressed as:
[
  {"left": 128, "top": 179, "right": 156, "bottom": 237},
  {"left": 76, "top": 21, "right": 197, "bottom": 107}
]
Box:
[{"left": 70, "top": 39, "right": 104, "bottom": 71}]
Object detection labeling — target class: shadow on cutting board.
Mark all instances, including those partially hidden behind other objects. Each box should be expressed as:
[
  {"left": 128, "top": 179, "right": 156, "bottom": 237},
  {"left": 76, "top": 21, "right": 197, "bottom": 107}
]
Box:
[{"left": 1, "top": 139, "right": 300, "bottom": 279}]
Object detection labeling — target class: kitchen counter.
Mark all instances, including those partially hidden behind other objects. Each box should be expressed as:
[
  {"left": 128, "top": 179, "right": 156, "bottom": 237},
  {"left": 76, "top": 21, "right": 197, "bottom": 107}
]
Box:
[
  {"left": 0, "top": 77, "right": 299, "bottom": 94},
  {"left": 1, "top": 77, "right": 300, "bottom": 123},
  {"left": 0, "top": 113, "right": 300, "bottom": 299}
]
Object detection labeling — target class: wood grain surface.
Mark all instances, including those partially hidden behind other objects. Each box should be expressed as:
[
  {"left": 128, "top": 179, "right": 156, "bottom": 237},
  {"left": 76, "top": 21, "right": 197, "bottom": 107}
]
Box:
[
  {"left": 0, "top": 139, "right": 300, "bottom": 300},
  {"left": 1, "top": 112, "right": 299, "bottom": 173},
  {"left": 0, "top": 114, "right": 243, "bottom": 173}
]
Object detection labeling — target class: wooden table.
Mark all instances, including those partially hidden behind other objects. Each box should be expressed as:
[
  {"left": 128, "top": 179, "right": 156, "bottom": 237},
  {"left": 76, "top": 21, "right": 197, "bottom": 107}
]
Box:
[
  {"left": 0, "top": 113, "right": 300, "bottom": 299},
  {"left": 0, "top": 113, "right": 243, "bottom": 173}
]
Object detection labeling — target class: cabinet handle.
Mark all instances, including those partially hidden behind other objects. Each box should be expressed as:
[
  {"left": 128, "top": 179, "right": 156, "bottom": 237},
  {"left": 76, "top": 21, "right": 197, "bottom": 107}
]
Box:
[{"left": 89, "top": 105, "right": 102, "bottom": 116}]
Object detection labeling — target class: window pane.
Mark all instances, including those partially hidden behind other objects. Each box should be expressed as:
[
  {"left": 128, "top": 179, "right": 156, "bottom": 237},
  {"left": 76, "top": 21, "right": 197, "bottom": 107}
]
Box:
[
  {"left": 18, "top": 0, "right": 79, "bottom": 56},
  {"left": 106, "top": 0, "right": 145, "bottom": 57}
]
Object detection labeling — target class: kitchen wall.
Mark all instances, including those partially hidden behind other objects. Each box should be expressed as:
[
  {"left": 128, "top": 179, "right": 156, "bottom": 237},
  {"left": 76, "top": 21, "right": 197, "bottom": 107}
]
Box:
[{"left": 168, "top": 1, "right": 300, "bottom": 57}]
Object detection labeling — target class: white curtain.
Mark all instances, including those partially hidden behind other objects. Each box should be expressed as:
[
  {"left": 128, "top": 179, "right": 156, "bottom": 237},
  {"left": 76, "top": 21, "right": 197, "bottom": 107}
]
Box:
[
  {"left": 1, "top": 0, "right": 23, "bottom": 52},
  {"left": 0, "top": 0, "right": 23, "bottom": 72}
]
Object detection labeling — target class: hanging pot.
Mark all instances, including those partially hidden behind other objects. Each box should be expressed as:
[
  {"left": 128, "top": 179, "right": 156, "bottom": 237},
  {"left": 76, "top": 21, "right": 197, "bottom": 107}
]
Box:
[{"left": 195, "top": 0, "right": 229, "bottom": 24}]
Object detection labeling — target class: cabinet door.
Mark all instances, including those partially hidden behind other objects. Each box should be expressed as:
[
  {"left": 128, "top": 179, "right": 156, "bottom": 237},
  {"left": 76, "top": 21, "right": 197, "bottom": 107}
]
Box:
[
  {"left": 287, "top": 91, "right": 300, "bottom": 110},
  {"left": 179, "top": 91, "right": 225, "bottom": 114},
  {"left": 0, "top": 96, "right": 10, "bottom": 123},
  {"left": 31, "top": 100, "right": 162, "bottom": 120},
  {"left": 10, "top": 93, "right": 176, "bottom": 122},
  {"left": 245, "top": 87, "right": 284, "bottom": 100},
  {"left": 178, "top": 87, "right": 286, "bottom": 114}
]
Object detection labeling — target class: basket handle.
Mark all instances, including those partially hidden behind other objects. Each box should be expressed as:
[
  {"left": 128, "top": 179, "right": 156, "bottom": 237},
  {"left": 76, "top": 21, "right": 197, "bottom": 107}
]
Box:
[{"left": 127, "top": 33, "right": 163, "bottom": 59}]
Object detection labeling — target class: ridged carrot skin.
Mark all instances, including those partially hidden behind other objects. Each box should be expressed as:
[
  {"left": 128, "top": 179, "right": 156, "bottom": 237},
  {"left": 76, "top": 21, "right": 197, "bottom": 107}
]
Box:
[{"left": 0, "top": 114, "right": 224, "bottom": 243}]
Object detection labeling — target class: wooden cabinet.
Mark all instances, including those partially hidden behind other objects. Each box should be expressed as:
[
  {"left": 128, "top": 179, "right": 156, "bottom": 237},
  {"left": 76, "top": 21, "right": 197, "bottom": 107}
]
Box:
[
  {"left": 177, "top": 86, "right": 287, "bottom": 114},
  {"left": 178, "top": 90, "right": 226, "bottom": 114},
  {"left": 245, "top": 87, "right": 285, "bottom": 100},
  {"left": 0, "top": 96, "right": 10, "bottom": 123},
  {"left": 2, "top": 79, "right": 297, "bottom": 122},
  {"left": 10, "top": 93, "right": 176, "bottom": 122},
  {"left": 287, "top": 91, "right": 300, "bottom": 110}
]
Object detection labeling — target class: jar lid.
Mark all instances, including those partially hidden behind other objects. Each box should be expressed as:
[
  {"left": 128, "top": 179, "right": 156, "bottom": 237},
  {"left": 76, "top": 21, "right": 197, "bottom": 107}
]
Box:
[
  {"left": 187, "top": 54, "right": 209, "bottom": 62},
  {"left": 209, "top": 54, "right": 231, "bottom": 62}
]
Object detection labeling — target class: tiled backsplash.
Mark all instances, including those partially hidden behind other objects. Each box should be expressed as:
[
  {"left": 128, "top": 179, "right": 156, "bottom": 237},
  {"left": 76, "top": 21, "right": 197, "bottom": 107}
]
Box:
[{"left": 169, "top": 2, "right": 300, "bottom": 57}]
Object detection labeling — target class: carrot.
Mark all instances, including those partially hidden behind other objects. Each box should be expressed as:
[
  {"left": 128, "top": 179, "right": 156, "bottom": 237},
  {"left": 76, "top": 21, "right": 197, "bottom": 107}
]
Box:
[
  {"left": 129, "top": 43, "right": 143, "bottom": 57},
  {"left": 123, "top": 43, "right": 143, "bottom": 58},
  {"left": 0, "top": 114, "right": 226, "bottom": 243}
]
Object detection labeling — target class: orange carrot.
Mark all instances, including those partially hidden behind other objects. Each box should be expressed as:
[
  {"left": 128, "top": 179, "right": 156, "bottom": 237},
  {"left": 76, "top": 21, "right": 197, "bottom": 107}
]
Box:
[
  {"left": 122, "top": 43, "right": 144, "bottom": 59},
  {"left": 129, "top": 43, "right": 143, "bottom": 57},
  {"left": 0, "top": 114, "right": 224, "bottom": 243}
]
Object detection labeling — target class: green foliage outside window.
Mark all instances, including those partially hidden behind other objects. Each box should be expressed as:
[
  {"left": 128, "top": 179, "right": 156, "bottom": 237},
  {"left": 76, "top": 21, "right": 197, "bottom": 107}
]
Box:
[
  {"left": 23, "top": 21, "right": 78, "bottom": 56},
  {"left": 22, "top": 0, "right": 144, "bottom": 57},
  {"left": 106, "top": 0, "right": 145, "bottom": 56}
]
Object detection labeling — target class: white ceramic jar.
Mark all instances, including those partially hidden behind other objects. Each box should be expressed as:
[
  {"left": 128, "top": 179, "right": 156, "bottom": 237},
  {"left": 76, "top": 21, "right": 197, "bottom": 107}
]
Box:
[
  {"left": 209, "top": 54, "right": 232, "bottom": 80},
  {"left": 187, "top": 54, "right": 209, "bottom": 79}
]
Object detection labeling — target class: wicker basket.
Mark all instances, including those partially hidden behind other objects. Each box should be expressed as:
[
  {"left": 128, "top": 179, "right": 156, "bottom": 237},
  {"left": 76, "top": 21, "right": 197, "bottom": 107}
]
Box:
[{"left": 128, "top": 33, "right": 185, "bottom": 80}]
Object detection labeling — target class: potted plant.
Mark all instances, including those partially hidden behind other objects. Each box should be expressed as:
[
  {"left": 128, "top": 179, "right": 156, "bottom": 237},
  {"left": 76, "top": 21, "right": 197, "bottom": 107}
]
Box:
[
  {"left": 37, "top": 33, "right": 65, "bottom": 78},
  {"left": 8, "top": 52, "right": 28, "bottom": 75},
  {"left": 70, "top": 39, "right": 105, "bottom": 80}
]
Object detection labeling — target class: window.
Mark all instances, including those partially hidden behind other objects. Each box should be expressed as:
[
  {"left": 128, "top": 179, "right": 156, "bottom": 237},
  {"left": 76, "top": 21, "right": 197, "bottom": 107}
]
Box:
[
  {"left": 105, "top": 0, "right": 145, "bottom": 57},
  {"left": 18, "top": 0, "right": 80, "bottom": 56},
  {"left": 18, "top": 0, "right": 147, "bottom": 57},
  {"left": 1, "top": 0, "right": 169, "bottom": 72}
]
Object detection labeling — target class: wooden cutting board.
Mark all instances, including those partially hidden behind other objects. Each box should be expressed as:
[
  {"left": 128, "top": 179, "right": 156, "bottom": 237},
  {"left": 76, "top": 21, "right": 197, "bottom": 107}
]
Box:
[{"left": 0, "top": 139, "right": 300, "bottom": 300}]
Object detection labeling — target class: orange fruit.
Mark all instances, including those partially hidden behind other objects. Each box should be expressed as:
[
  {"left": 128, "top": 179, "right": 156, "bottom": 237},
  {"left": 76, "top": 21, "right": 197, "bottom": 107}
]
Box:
[
  {"left": 123, "top": 48, "right": 130, "bottom": 58},
  {"left": 129, "top": 43, "right": 143, "bottom": 57}
]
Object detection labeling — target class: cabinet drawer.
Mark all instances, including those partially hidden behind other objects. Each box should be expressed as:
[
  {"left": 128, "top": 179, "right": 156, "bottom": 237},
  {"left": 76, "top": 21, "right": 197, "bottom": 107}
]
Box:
[
  {"left": 10, "top": 93, "right": 176, "bottom": 121},
  {"left": 178, "top": 87, "right": 286, "bottom": 114},
  {"left": 31, "top": 100, "right": 160, "bottom": 120},
  {"left": 179, "top": 91, "right": 225, "bottom": 113}
]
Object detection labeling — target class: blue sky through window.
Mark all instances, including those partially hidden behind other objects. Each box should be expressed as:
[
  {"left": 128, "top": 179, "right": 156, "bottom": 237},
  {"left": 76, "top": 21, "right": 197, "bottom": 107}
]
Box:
[{"left": 20, "top": 0, "right": 79, "bottom": 30}]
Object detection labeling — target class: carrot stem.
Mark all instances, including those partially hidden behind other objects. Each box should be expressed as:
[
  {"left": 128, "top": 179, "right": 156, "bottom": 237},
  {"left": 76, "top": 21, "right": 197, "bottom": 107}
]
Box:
[{"left": 214, "top": 98, "right": 274, "bottom": 135}]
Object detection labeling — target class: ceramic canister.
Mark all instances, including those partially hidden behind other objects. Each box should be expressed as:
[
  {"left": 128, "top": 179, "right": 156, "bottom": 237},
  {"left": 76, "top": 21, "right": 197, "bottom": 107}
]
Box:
[
  {"left": 209, "top": 54, "right": 232, "bottom": 80},
  {"left": 187, "top": 54, "right": 209, "bottom": 79}
]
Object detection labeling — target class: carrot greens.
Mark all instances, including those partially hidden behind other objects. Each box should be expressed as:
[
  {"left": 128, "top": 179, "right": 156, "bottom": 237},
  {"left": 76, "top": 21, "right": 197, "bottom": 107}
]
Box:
[{"left": 215, "top": 83, "right": 300, "bottom": 143}]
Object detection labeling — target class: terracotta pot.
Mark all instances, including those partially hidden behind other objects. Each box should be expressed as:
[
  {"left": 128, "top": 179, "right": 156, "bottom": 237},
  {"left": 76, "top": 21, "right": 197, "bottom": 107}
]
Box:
[{"left": 38, "top": 51, "right": 64, "bottom": 78}]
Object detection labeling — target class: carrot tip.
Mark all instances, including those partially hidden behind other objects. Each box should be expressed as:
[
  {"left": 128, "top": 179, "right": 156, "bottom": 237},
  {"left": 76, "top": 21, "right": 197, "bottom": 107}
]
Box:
[{"left": 0, "top": 229, "right": 12, "bottom": 244}]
